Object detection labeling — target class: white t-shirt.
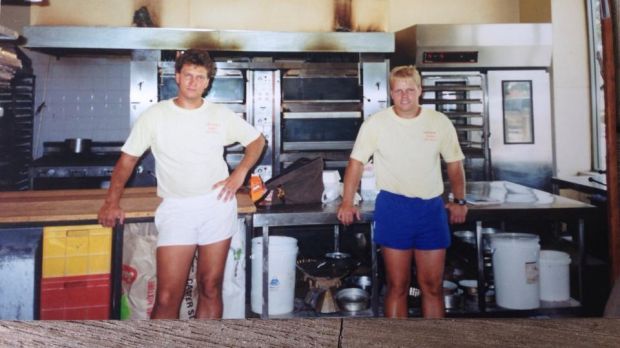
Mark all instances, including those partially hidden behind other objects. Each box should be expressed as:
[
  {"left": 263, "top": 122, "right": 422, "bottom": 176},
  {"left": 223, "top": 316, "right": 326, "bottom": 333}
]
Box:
[
  {"left": 350, "top": 107, "right": 465, "bottom": 199},
  {"left": 122, "top": 99, "right": 261, "bottom": 198}
]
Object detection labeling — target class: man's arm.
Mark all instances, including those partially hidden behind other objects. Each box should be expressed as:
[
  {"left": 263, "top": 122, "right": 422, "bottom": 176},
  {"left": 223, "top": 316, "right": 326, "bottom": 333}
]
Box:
[
  {"left": 337, "top": 158, "right": 365, "bottom": 225},
  {"left": 213, "top": 134, "right": 266, "bottom": 201},
  {"left": 445, "top": 160, "right": 468, "bottom": 224},
  {"left": 98, "top": 153, "right": 140, "bottom": 227}
]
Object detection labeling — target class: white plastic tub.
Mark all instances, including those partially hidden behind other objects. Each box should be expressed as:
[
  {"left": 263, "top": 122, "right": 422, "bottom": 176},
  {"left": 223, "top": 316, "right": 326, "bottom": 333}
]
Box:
[
  {"left": 250, "top": 236, "right": 298, "bottom": 315},
  {"left": 491, "top": 233, "right": 540, "bottom": 309},
  {"left": 539, "top": 250, "right": 571, "bottom": 302}
]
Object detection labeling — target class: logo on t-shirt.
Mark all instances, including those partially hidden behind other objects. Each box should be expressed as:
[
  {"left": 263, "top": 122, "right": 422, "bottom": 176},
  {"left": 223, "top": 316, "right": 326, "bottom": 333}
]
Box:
[
  {"left": 206, "top": 122, "right": 221, "bottom": 134},
  {"left": 424, "top": 131, "right": 438, "bottom": 141}
]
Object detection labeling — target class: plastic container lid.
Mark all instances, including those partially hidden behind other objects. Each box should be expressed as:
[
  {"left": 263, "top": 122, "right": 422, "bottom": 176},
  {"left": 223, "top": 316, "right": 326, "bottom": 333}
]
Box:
[
  {"left": 490, "top": 233, "right": 539, "bottom": 242},
  {"left": 539, "top": 250, "right": 571, "bottom": 264},
  {"left": 458, "top": 279, "right": 477, "bottom": 288}
]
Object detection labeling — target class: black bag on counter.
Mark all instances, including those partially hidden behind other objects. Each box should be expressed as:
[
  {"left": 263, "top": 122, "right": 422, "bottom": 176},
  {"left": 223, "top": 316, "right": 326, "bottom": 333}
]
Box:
[{"left": 265, "top": 157, "right": 324, "bottom": 205}]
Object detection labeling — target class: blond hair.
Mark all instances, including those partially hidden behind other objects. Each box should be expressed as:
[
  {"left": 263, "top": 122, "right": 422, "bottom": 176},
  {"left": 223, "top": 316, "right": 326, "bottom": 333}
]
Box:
[{"left": 389, "top": 65, "right": 421, "bottom": 87}]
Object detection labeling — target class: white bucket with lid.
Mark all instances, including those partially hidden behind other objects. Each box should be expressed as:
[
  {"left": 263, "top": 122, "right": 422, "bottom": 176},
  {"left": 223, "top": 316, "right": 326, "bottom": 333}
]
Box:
[
  {"left": 539, "top": 250, "right": 571, "bottom": 302},
  {"left": 491, "top": 233, "right": 540, "bottom": 309},
  {"left": 250, "top": 236, "right": 298, "bottom": 315}
]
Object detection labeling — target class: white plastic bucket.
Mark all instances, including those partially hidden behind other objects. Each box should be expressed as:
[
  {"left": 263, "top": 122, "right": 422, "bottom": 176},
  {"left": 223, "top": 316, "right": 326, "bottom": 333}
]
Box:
[
  {"left": 491, "top": 233, "right": 540, "bottom": 309},
  {"left": 251, "top": 236, "right": 298, "bottom": 315},
  {"left": 539, "top": 250, "right": 571, "bottom": 302}
]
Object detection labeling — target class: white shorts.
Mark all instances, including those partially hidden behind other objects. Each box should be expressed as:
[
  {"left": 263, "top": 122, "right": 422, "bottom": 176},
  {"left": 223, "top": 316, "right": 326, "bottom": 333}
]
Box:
[{"left": 154, "top": 190, "right": 238, "bottom": 247}]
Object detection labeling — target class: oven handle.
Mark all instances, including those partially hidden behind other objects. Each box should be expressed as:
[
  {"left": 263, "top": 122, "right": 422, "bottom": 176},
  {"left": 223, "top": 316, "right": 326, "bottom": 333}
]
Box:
[
  {"left": 283, "top": 111, "right": 361, "bottom": 119},
  {"left": 283, "top": 141, "right": 354, "bottom": 151}
]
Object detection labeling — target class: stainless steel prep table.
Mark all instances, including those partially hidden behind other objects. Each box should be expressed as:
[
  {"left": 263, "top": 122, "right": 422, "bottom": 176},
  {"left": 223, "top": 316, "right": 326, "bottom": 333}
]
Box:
[
  {"left": 251, "top": 199, "right": 378, "bottom": 318},
  {"left": 251, "top": 181, "right": 597, "bottom": 318}
]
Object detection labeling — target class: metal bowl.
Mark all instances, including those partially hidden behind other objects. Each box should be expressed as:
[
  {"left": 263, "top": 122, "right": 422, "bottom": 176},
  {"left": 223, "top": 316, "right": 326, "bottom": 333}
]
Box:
[
  {"left": 345, "top": 275, "right": 372, "bottom": 292},
  {"left": 335, "top": 288, "right": 370, "bottom": 312},
  {"left": 444, "top": 288, "right": 463, "bottom": 310}
]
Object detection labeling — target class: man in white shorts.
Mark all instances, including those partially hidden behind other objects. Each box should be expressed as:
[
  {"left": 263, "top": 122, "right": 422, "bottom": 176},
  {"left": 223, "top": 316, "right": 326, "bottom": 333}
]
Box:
[{"left": 98, "top": 49, "right": 265, "bottom": 319}]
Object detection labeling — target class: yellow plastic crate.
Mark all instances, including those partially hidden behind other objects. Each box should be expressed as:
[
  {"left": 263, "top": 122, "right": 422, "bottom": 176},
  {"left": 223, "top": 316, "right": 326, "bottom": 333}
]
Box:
[{"left": 42, "top": 225, "right": 112, "bottom": 278}]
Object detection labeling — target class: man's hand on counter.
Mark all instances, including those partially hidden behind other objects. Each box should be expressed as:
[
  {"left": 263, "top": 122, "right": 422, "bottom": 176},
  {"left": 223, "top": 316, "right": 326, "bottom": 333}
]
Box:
[
  {"left": 98, "top": 202, "right": 125, "bottom": 227},
  {"left": 337, "top": 203, "right": 361, "bottom": 226},
  {"left": 445, "top": 202, "right": 468, "bottom": 224}
]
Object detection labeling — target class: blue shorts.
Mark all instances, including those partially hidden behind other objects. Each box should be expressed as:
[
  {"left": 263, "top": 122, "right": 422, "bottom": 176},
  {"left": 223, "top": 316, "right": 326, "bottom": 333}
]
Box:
[{"left": 374, "top": 190, "right": 451, "bottom": 250}]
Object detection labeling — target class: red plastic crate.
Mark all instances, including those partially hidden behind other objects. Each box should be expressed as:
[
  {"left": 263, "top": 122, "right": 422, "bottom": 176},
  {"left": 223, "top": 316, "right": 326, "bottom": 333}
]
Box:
[{"left": 40, "top": 273, "right": 111, "bottom": 320}]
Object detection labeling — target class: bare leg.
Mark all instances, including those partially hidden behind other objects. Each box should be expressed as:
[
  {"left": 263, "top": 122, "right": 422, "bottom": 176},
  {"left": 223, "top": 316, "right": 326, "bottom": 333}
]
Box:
[
  {"left": 195, "top": 237, "right": 232, "bottom": 319},
  {"left": 382, "top": 247, "right": 414, "bottom": 318},
  {"left": 151, "top": 245, "right": 197, "bottom": 319},
  {"left": 414, "top": 249, "right": 446, "bottom": 318}
]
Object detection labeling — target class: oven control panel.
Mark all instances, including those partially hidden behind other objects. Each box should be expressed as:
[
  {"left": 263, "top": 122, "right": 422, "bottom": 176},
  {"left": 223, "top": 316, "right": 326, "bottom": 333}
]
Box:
[
  {"left": 422, "top": 51, "right": 479, "bottom": 64},
  {"left": 251, "top": 70, "right": 279, "bottom": 181}
]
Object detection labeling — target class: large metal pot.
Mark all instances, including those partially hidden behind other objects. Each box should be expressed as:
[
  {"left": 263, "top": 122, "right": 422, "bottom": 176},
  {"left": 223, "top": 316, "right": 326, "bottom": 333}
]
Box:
[
  {"left": 64, "top": 138, "right": 92, "bottom": 154},
  {"left": 296, "top": 256, "right": 360, "bottom": 279}
]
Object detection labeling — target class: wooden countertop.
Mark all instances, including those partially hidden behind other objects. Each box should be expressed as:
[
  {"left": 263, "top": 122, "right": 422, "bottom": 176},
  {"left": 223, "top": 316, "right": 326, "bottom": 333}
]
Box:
[
  {"left": 0, "top": 187, "right": 256, "bottom": 224},
  {"left": 1, "top": 318, "right": 619, "bottom": 347}
]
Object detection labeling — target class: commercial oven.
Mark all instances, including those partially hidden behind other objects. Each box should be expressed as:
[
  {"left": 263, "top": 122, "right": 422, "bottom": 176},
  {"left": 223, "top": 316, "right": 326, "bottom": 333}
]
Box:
[
  {"left": 274, "top": 59, "right": 389, "bottom": 175},
  {"left": 278, "top": 63, "right": 361, "bottom": 173}
]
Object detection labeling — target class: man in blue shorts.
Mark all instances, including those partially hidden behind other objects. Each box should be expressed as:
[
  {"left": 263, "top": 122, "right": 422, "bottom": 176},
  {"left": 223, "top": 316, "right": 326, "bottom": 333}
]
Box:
[{"left": 337, "top": 65, "right": 467, "bottom": 318}]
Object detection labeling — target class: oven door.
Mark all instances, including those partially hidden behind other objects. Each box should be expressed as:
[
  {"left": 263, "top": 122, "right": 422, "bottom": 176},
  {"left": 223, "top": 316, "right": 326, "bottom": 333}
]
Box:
[
  {"left": 159, "top": 66, "right": 245, "bottom": 106},
  {"left": 278, "top": 67, "right": 362, "bottom": 172},
  {"left": 282, "top": 111, "right": 361, "bottom": 151}
]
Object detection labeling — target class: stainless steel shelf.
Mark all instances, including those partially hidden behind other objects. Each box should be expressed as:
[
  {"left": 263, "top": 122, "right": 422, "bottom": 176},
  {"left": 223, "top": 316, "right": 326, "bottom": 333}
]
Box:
[
  {"left": 455, "top": 125, "right": 485, "bottom": 132},
  {"left": 421, "top": 99, "right": 483, "bottom": 105},
  {"left": 444, "top": 112, "right": 484, "bottom": 118},
  {"left": 423, "top": 85, "right": 483, "bottom": 92}
]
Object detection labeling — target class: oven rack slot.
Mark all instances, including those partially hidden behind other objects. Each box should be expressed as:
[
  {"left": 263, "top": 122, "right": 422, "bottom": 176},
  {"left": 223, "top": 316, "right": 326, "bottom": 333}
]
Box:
[
  {"left": 422, "top": 85, "right": 483, "bottom": 92},
  {"left": 420, "top": 98, "right": 482, "bottom": 105}
]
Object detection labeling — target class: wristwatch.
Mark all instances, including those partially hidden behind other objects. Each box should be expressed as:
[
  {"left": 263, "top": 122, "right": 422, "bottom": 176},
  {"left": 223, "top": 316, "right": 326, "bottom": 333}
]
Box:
[{"left": 453, "top": 198, "right": 467, "bottom": 206}]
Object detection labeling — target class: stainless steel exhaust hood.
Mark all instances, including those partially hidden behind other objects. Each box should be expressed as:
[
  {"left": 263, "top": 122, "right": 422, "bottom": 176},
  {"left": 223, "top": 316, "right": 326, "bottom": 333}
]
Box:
[
  {"left": 394, "top": 24, "right": 552, "bottom": 68},
  {"left": 23, "top": 26, "right": 394, "bottom": 53}
]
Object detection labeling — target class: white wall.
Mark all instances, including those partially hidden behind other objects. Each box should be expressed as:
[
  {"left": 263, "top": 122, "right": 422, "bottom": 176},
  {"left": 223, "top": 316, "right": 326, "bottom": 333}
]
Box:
[
  {"left": 388, "top": 0, "right": 521, "bottom": 31},
  {"left": 551, "top": 0, "right": 592, "bottom": 176},
  {"left": 29, "top": 0, "right": 388, "bottom": 32}
]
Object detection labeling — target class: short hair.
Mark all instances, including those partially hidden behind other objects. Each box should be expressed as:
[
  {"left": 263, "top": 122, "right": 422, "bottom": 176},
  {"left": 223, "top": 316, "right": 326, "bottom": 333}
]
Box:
[
  {"left": 175, "top": 49, "right": 216, "bottom": 79},
  {"left": 389, "top": 65, "right": 421, "bottom": 87}
]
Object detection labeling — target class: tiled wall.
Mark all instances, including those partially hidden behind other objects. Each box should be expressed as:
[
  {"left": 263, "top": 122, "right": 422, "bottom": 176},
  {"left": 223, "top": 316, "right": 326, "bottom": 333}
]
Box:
[{"left": 29, "top": 51, "right": 131, "bottom": 158}]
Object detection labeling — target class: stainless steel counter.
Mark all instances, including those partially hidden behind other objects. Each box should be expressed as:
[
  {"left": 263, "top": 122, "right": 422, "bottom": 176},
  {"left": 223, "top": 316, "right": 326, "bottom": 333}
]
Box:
[
  {"left": 253, "top": 181, "right": 595, "bottom": 227},
  {"left": 251, "top": 181, "right": 596, "bottom": 318}
]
